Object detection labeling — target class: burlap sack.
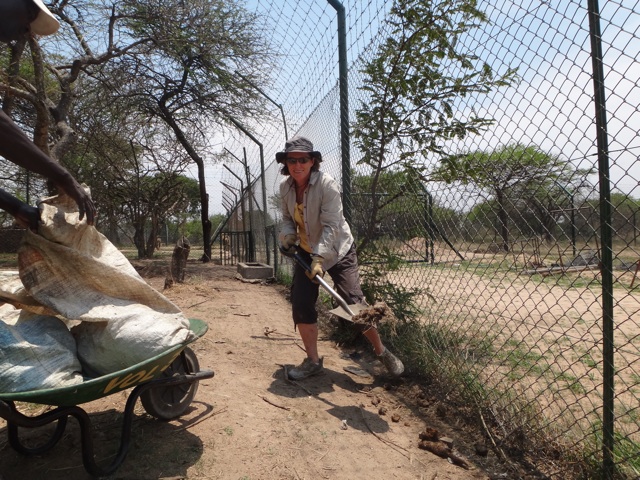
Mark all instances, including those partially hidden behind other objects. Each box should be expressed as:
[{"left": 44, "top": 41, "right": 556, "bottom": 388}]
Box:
[
  {"left": 0, "top": 270, "right": 57, "bottom": 316},
  {"left": 0, "top": 304, "right": 83, "bottom": 392},
  {"left": 13, "top": 191, "right": 194, "bottom": 376}
]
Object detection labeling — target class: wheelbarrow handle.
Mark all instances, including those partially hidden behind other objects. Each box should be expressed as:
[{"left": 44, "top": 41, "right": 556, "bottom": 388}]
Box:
[{"left": 279, "top": 245, "right": 356, "bottom": 317}]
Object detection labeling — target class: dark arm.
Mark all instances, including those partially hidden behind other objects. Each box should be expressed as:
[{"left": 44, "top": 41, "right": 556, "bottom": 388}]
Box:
[
  {"left": 0, "top": 189, "right": 39, "bottom": 231},
  {"left": 0, "top": 110, "right": 96, "bottom": 224}
]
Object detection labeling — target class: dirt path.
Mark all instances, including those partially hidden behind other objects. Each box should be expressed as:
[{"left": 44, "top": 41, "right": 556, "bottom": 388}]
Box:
[{"left": 0, "top": 261, "right": 504, "bottom": 480}]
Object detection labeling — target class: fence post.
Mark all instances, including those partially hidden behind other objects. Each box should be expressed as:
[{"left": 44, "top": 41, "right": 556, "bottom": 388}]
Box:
[
  {"left": 227, "top": 116, "right": 270, "bottom": 265},
  {"left": 235, "top": 71, "right": 288, "bottom": 141},
  {"left": 587, "top": 0, "right": 615, "bottom": 477},
  {"left": 327, "top": 0, "right": 351, "bottom": 226}
]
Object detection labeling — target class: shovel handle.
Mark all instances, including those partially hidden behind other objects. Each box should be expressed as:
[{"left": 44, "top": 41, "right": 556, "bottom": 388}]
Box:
[{"left": 279, "top": 245, "right": 356, "bottom": 317}]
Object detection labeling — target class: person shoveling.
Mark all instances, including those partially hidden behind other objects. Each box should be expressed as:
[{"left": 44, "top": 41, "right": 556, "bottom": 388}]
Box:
[
  {"left": 281, "top": 246, "right": 399, "bottom": 330},
  {"left": 276, "top": 136, "right": 403, "bottom": 381}
]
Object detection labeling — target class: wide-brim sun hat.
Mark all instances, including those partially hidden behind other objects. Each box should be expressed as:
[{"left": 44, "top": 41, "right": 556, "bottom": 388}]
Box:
[
  {"left": 275, "top": 136, "right": 321, "bottom": 163},
  {"left": 30, "top": 0, "right": 60, "bottom": 36}
]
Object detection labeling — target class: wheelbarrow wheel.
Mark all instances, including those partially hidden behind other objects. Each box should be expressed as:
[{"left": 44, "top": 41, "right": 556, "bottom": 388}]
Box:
[{"left": 140, "top": 347, "right": 200, "bottom": 420}]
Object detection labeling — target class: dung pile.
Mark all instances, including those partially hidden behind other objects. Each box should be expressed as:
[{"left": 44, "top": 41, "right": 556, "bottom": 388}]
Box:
[{"left": 351, "top": 301, "right": 398, "bottom": 330}]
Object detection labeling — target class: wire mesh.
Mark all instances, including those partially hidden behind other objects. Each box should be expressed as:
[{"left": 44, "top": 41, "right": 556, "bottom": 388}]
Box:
[{"left": 216, "top": 1, "right": 639, "bottom": 476}]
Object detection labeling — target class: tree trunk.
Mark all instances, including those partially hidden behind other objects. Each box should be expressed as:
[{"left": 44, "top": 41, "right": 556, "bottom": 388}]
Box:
[
  {"left": 104, "top": 216, "right": 121, "bottom": 246},
  {"left": 133, "top": 224, "right": 145, "bottom": 259},
  {"left": 197, "top": 164, "right": 211, "bottom": 262},
  {"left": 144, "top": 211, "right": 160, "bottom": 258},
  {"left": 496, "top": 191, "right": 510, "bottom": 252},
  {"left": 156, "top": 104, "right": 211, "bottom": 263},
  {"left": 201, "top": 215, "right": 212, "bottom": 262}
]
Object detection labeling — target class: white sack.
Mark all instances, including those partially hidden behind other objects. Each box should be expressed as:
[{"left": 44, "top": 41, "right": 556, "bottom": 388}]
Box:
[
  {"left": 0, "top": 305, "right": 83, "bottom": 392},
  {"left": 0, "top": 270, "right": 57, "bottom": 316},
  {"left": 15, "top": 191, "right": 194, "bottom": 376}
]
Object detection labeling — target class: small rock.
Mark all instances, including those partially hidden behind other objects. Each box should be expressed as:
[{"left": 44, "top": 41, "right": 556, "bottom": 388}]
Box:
[
  {"left": 435, "top": 404, "right": 448, "bottom": 418},
  {"left": 371, "top": 396, "right": 381, "bottom": 406},
  {"left": 378, "top": 406, "right": 388, "bottom": 415},
  {"left": 391, "top": 414, "right": 401, "bottom": 423},
  {"left": 418, "top": 440, "right": 450, "bottom": 456}
]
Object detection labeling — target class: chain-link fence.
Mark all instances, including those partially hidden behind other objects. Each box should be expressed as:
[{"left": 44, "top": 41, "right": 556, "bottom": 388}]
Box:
[{"left": 217, "top": 1, "right": 639, "bottom": 477}]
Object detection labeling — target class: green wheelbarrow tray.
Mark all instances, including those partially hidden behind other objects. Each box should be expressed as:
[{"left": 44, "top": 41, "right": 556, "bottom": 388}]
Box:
[
  {"left": 0, "top": 318, "right": 210, "bottom": 406},
  {"left": 0, "top": 318, "right": 214, "bottom": 478}
]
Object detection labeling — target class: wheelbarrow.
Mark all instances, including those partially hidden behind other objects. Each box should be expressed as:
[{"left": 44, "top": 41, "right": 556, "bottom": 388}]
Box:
[{"left": 0, "top": 318, "right": 214, "bottom": 478}]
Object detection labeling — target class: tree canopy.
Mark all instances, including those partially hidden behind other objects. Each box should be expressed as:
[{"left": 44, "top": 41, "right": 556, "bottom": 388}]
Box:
[
  {"left": 0, "top": 0, "right": 274, "bottom": 258},
  {"left": 350, "top": 0, "right": 517, "bottom": 253},
  {"left": 433, "top": 143, "right": 593, "bottom": 250}
]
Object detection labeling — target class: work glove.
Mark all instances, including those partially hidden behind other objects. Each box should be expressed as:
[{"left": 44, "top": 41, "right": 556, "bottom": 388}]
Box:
[
  {"left": 281, "top": 234, "right": 298, "bottom": 254},
  {"left": 306, "top": 255, "right": 324, "bottom": 283}
]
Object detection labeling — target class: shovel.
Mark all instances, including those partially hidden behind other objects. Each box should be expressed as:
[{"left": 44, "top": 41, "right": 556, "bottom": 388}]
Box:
[{"left": 280, "top": 246, "right": 368, "bottom": 322}]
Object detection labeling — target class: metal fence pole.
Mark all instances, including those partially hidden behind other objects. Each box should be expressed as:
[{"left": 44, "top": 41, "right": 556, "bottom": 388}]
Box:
[
  {"left": 235, "top": 71, "right": 288, "bottom": 141},
  {"left": 327, "top": 0, "right": 351, "bottom": 226},
  {"left": 223, "top": 148, "right": 256, "bottom": 262},
  {"left": 222, "top": 164, "right": 246, "bottom": 234},
  {"left": 587, "top": 0, "right": 615, "bottom": 477},
  {"left": 228, "top": 116, "right": 270, "bottom": 265}
]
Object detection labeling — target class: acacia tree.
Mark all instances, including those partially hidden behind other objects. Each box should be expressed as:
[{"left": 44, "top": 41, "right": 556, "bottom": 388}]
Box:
[
  {"left": 72, "top": 93, "right": 199, "bottom": 257},
  {"left": 103, "top": 0, "right": 273, "bottom": 262},
  {"left": 351, "top": 0, "right": 517, "bottom": 254},
  {"left": 0, "top": 1, "right": 272, "bottom": 262},
  {"left": 433, "top": 143, "right": 591, "bottom": 251},
  {"left": 110, "top": 156, "right": 200, "bottom": 259}
]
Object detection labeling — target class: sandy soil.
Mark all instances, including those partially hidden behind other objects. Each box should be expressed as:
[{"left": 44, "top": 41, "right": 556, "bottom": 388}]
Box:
[{"left": 0, "top": 258, "right": 521, "bottom": 480}]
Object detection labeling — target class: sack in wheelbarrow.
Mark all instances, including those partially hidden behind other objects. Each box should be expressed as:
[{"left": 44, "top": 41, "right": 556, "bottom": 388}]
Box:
[
  {"left": 0, "top": 303, "right": 83, "bottom": 392},
  {"left": 0, "top": 190, "right": 195, "bottom": 391}
]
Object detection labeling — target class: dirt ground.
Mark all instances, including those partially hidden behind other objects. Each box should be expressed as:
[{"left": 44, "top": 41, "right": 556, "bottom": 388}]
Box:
[{"left": 0, "top": 258, "right": 522, "bottom": 480}]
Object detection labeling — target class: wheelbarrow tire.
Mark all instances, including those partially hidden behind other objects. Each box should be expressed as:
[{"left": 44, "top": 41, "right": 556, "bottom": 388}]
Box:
[{"left": 140, "top": 347, "right": 200, "bottom": 420}]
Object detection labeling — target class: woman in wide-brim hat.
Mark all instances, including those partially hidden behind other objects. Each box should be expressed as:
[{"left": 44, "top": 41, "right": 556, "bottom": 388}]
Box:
[{"left": 276, "top": 136, "right": 404, "bottom": 381}]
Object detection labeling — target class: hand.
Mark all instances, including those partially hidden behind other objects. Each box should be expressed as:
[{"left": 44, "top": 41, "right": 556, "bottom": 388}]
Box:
[
  {"left": 0, "top": 112, "right": 96, "bottom": 225},
  {"left": 281, "top": 234, "right": 298, "bottom": 253},
  {"left": 55, "top": 175, "right": 96, "bottom": 225},
  {"left": 0, "top": 189, "right": 39, "bottom": 232},
  {"left": 305, "top": 256, "right": 324, "bottom": 283}
]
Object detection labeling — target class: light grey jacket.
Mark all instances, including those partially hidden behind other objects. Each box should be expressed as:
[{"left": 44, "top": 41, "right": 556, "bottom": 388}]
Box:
[{"left": 279, "top": 170, "right": 353, "bottom": 270}]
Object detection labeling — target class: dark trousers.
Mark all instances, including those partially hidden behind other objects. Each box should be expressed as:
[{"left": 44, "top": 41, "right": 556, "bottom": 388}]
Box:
[{"left": 291, "top": 243, "right": 365, "bottom": 326}]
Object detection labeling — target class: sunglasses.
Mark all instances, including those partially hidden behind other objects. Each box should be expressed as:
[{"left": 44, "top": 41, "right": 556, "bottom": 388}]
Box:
[{"left": 286, "top": 157, "right": 312, "bottom": 165}]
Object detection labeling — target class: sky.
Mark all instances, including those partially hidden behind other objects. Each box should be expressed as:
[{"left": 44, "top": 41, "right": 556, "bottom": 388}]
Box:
[
  {"left": 197, "top": 0, "right": 391, "bottom": 216},
  {"left": 192, "top": 0, "right": 639, "bottom": 216},
  {"left": 0, "top": 0, "right": 636, "bottom": 220}
]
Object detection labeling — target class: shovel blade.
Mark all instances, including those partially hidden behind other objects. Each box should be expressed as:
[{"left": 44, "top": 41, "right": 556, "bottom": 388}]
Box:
[{"left": 328, "top": 303, "right": 368, "bottom": 321}]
